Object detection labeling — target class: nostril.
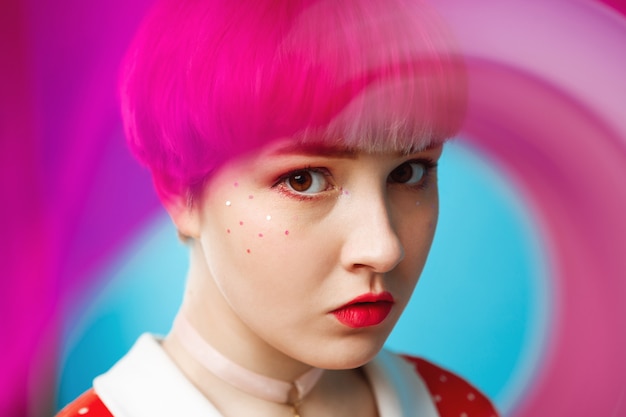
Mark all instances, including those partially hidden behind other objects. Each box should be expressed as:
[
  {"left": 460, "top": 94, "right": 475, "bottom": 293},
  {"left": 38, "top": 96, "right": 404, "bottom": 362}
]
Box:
[{"left": 343, "top": 230, "right": 404, "bottom": 274}]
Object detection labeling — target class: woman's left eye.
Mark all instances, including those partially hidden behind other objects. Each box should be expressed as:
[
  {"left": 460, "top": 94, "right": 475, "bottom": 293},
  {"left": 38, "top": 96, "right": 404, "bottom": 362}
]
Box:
[{"left": 388, "top": 160, "right": 431, "bottom": 186}]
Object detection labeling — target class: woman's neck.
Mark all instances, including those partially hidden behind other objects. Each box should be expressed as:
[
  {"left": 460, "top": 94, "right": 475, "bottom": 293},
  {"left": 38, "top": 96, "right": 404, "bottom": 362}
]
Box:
[
  {"left": 162, "top": 333, "right": 377, "bottom": 417},
  {"left": 168, "top": 313, "right": 323, "bottom": 403},
  {"left": 177, "top": 244, "right": 317, "bottom": 381}
]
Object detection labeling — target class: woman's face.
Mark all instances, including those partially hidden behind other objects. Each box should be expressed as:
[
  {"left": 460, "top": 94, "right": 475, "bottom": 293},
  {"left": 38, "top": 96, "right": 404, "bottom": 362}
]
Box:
[{"left": 181, "top": 140, "right": 443, "bottom": 372}]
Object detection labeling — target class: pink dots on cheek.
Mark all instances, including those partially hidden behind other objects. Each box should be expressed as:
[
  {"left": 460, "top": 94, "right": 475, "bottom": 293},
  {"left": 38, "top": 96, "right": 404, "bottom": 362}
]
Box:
[
  {"left": 284, "top": 230, "right": 290, "bottom": 236},
  {"left": 227, "top": 229, "right": 231, "bottom": 234},
  {"left": 246, "top": 249, "right": 251, "bottom": 254},
  {"left": 258, "top": 233, "right": 263, "bottom": 238},
  {"left": 233, "top": 182, "right": 239, "bottom": 187},
  {"left": 239, "top": 221, "right": 244, "bottom": 226},
  {"left": 248, "top": 195, "right": 254, "bottom": 199}
]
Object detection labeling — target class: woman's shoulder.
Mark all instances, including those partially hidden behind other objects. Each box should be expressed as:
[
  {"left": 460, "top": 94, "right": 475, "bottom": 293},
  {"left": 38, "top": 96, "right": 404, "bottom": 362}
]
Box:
[
  {"left": 55, "top": 388, "right": 113, "bottom": 417},
  {"left": 401, "top": 355, "right": 499, "bottom": 417}
]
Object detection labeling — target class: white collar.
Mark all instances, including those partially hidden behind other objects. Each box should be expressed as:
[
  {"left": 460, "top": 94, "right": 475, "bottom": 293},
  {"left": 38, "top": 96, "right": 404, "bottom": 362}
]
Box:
[{"left": 94, "top": 334, "right": 439, "bottom": 417}]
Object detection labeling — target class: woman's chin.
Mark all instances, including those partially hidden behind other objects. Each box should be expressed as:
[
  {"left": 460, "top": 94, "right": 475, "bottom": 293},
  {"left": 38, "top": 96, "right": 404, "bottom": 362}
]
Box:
[{"left": 303, "top": 338, "right": 388, "bottom": 370}]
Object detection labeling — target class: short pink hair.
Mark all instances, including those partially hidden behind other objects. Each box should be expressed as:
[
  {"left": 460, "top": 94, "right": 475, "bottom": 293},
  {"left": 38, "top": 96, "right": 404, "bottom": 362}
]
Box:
[{"left": 120, "top": 0, "right": 466, "bottom": 205}]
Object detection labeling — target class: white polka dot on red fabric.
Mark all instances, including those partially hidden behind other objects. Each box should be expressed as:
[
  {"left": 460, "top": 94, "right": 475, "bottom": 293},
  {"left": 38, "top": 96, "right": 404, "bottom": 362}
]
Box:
[
  {"left": 467, "top": 392, "right": 476, "bottom": 401},
  {"left": 460, "top": 413, "right": 468, "bottom": 417},
  {"left": 77, "top": 407, "right": 89, "bottom": 415},
  {"left": 433, "top": 394, "right": 442, "bottom": 402},
  {"left": 439, "top": 374, "right": 447, "bottom": 382}
]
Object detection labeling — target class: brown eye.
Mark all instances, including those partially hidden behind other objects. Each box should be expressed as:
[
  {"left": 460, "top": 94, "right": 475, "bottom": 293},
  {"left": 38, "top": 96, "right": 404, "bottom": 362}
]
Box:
[
  {"left": 284, "top": 169, "right": 329, "bottom": 194},
  {"left": 288, "top": 171, "right": 313, "bottom": 192},
  {"left": 389, "top": 162, "right": 426, "bottom": 185}
]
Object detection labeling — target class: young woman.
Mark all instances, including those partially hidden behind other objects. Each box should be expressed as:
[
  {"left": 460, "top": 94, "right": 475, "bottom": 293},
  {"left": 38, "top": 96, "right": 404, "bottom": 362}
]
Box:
[{"left": 58, "top": 0, "right": 498, "bottom": 416}]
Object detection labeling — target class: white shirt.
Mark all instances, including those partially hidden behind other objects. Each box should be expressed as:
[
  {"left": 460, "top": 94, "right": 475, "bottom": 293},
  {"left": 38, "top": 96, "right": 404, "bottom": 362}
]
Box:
[{"left": 93, "top": 334, "right": 440, "bottom": 417}]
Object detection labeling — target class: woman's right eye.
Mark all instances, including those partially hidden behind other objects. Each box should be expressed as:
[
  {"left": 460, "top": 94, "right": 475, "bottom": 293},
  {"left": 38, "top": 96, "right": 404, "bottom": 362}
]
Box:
[{"left": 278, "top": 169, "right": 331, "bottom": 195}]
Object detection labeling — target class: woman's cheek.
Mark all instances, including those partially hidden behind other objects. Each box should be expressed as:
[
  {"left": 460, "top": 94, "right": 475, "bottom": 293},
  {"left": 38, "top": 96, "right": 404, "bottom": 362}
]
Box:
[
  {"left": 395, "top": 192, "right": 439, "bottom": 255},
  {"left": 219, "top": 203, "right": 294, "bottom": 257}
]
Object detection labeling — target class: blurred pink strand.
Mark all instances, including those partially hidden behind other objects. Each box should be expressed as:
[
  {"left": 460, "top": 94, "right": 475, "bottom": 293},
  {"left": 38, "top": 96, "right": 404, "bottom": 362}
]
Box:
[{"left": 432, "top": 0, "right": 626, "bottom": 414}]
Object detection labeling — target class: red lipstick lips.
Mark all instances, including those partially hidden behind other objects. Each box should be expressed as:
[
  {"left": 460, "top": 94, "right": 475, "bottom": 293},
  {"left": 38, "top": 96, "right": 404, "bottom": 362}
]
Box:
[{"left": 332, "top": 292, "right": 395, "bottom": 328}]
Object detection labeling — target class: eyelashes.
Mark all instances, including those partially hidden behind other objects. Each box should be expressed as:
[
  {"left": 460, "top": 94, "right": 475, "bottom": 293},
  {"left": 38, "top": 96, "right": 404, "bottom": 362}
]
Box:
[
  {"left": 272, "top": 167, "right": 334, "bottom": 200},
  {"left": 284, "top": 168, "right": 331, "bottom": 194},
  {"left": 388, "top": 159, "right": 437, "bottom": 188},
  {"left": 272, "top": 158, "right": 437, "bottom": 200}
]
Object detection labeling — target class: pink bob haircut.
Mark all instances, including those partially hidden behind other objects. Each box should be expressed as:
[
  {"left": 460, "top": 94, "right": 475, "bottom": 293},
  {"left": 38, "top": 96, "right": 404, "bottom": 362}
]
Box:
[{"left": 120, "top": 0, "right": 467, "bottom": 206}]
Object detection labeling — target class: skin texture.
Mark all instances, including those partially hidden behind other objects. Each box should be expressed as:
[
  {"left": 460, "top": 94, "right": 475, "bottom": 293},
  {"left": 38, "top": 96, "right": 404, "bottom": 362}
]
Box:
[{"left": 163, "top": 140, "right": 443, "bottom": 416}]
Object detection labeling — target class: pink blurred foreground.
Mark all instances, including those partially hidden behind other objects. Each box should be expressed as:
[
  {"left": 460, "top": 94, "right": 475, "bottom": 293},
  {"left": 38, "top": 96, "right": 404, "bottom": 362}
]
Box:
[
  {"left": 1, "top": 0, "right": 625, "bottom": 416},
  {"left": 432, "top": 0, "right": 626, "bottom": 415}
]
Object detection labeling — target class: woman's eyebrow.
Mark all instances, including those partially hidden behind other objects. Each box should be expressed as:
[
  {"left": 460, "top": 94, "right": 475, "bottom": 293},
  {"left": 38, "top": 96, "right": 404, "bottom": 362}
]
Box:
[
  {"left": 403, "top": 141, "right": 443, "bottom": 154},
  {"left": 269, "top": 142, "right": 359, "bottom": 159},
  {"left": 267, "top": 140, "right": 442, "bottom": 158}
]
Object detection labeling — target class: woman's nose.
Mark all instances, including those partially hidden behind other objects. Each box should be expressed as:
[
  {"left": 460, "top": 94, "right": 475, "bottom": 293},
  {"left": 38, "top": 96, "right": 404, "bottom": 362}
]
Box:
[{"left": 339, "top": 190, "right": 405, "bottom": 274}]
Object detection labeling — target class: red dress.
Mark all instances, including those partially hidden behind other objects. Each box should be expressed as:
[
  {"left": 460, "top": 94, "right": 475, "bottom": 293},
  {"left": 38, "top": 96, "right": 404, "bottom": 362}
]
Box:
[{"left": 57, "top": 335, "right": 498, "bottom": 417}]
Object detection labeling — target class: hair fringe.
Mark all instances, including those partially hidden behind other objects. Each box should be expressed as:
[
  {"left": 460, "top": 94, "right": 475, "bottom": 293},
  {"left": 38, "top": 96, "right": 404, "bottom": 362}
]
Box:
[{"left": 120, "top": 0, "right": 467, "bottom": 205}]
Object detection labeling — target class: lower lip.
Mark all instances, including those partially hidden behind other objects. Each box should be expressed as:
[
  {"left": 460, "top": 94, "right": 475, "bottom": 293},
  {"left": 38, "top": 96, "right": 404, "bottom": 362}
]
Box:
[{"left": 332, "top": 302, "right": 393, "bottom": 328}]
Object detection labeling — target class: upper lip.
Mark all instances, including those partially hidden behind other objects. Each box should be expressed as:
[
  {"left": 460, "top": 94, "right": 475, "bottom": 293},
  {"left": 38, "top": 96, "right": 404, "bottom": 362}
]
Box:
[{"left": 333, "top": 291, "right": 395, "bottom": 310}]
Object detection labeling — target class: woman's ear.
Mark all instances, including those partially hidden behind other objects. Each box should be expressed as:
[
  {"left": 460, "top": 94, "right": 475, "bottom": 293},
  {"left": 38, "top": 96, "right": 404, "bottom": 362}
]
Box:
[{"left": 165, "top": 197, "right": 201, "bottom": 240}]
